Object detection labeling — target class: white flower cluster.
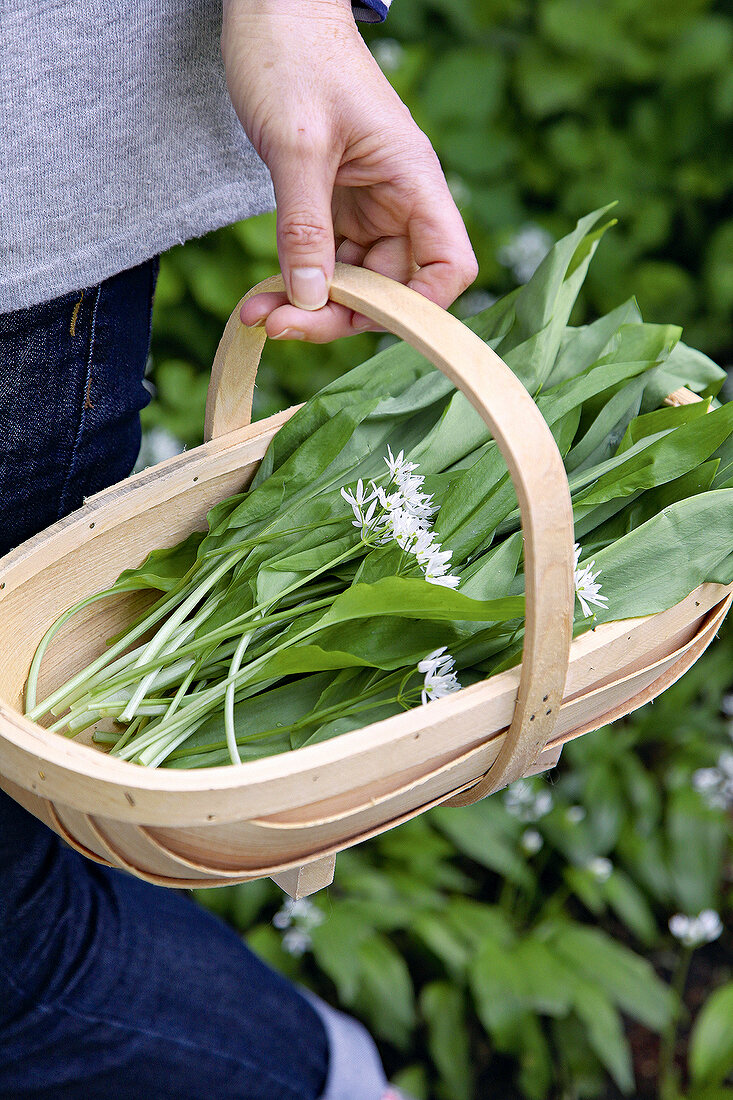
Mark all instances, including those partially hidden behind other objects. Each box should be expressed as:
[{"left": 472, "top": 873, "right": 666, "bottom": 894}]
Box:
[
  {"left": 692, "top": 751, "right": 733, "bottom": 810},
  {"left": 504, "top": 778, "right": 554, "bottom": 822},
  {"left": 565, "top": 805, "right": 587, "bottom": 824},
  {"left": 272, "top": 896, "right": 325, "bottom": 957},
  {"left": 497, "top": 224, "right": 553, "bottom": 284},
  {"left": 586, "top": 856, "right": 613, "bottom": 883},
  {"left": 669, "top": 909, "right": 723, "bottom": 948},
  {"left": 418, "top": 647, "right": 461, "bottom": 705},
  {"left": 341, "top": 448, "right": 460, "bottom": 589},
  {"left": 521, "top": 828, "right": 544, "bottom": 855},
  {"left": 573, "top": 543, "right": 609, "bottom": 619}
]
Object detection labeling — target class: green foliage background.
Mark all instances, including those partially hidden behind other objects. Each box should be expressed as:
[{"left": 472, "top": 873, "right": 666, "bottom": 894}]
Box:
[{"left": 145, "top": 2, "right": 733, "bottom": 1096}]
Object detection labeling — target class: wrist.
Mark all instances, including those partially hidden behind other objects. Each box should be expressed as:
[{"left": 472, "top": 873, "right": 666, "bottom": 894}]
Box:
[{"left": 224, "top": 0, "right": 354, "bottom": 20}]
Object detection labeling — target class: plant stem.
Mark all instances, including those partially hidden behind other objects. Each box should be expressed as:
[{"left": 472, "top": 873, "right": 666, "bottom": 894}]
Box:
[{"left": 658, "top": 947, "right": 693, "bottom": 1100}]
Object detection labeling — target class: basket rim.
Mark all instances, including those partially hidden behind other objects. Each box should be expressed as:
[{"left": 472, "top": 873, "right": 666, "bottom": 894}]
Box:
[{"left": 1, "top": 582, "right": 729, "bottom": 821}]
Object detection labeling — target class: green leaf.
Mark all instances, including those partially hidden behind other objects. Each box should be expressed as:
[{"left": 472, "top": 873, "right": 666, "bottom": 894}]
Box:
[
  {"left": 412, "top": 913, "right": 471, "bottom": 979},
  {"left": 549, "top": 922, "right": 675, "bottom": 1030},
  {"left": 584, "top": 489, "right": 733, "bottom": 624},
  {"left": 571, "top": 979, "right": 634, "bottom": 1094},
  {"left": 310, "top": 910, "right": 372, "bottom": 1004},
  {"left": 666, "top": 787, "right": 726, "bottom": 913},
  {"left": 313, "top": 576, "right": 524, "bottom": 631},
  {"left": 459, "top": 531, "right": 522, "bottom": 600},
  {"left": 469, "top": 936, "right": 528, "bottom": 1039},
  {"left": 420, "top": 982, "right": 474, "bottom": 1100},
  {"left": 432, "top": 802, "right": 534, "bottom": 888},
  {"left": 689, "top": 983, "right": 733, "bottom": 1086},
  {"left": 603, "top": 868, "right": 658, "bottom": 946},
  {"left": 547, "top": 298, "right": 642, "bottom": 388},
  {"left": 513, "top": 937, "right": 575, "bottom": 1016},
  {"left": 113, "top": 530, "right": 204, "bottom": 593},
  {"left": 352, "top": 933, "right": 416, "bottom": 1049}
]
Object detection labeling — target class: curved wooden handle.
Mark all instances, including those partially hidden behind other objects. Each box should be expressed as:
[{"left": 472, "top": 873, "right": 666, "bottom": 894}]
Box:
[{"left": 204, "top": 264, "right": 575, "bottom": 799}]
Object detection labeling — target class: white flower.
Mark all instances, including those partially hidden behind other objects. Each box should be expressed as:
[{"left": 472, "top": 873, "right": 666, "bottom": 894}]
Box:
[
  {"left": 385, "top": 446, "right": 418, "bottom": 484},
  {"left": 391, "top": 508, "right": 427, "bottom": 549},
  {"left": 521, "top": 829, "right": 543, "bottom": 855},
  {"left": 419, "top": 647, "right": 461, "bottom": 705},
  {"left": 504, "top": 779, "right": 554, "bottom": 822},
  {"left": 692, "top": 751, "right": 733, "bottom": 810},
  {"left": 418, "top": 646, "right": 449, "bottom": 675},
  {"left": 533, "top": 791, "right": 554, "bottom": 818},
  {"left": 273, "top": 897, "right": 324, "bottom": 956},
  {"left": 342, "top": 450, "right": 458, "bottom": 588},
  {"left": 372, "top": 37, "right": 404, "bottom": 74},
  {"left": 273, "top": 896, "right": 324, "bottom": 930},
  {"left": 341, "top": 480, "right": 384, "bottom": 539},
  {"left": 566, "top": 805, "right": 586, "bottom": 824},
  {"left": 282, "top": 928, "right": 312, "bottom": 957},
  {"left": 497, "top": 224, "right": 554, "bottom": 284},
  {"left": 669, "top": 909, "right": 723, "bottom": 948},
  {"left": 587, "top": 856, "right": 613, "bottom": 883},
  {"left": 574, "top": 543, "right": 609, "bottom": 619}
]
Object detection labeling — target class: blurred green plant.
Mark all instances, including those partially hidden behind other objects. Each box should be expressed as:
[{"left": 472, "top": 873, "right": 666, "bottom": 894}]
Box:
[
  {"left": 148, "top": 0, "right": 733, "bottom": 457},
  {"left": 193, "top": 625, "right": 733, "bottom": 1099}
]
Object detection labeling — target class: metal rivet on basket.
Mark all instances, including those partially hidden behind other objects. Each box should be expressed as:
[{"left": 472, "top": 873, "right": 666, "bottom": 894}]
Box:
[
  {"left": 124, "top": 792, "right": 135, "bottom": 806},
  {"left": 207, "top": 814, "right": 215, "bottom": 820},
  {"left": 38, "top": 770, "right": 46, "bottom": 780},
  {"left": 0, "top": 582, "right": 4, "bottom": 590},
  {"left": 530, "top": 714, "right": 535, "bottom": 722},
  {"left": 193, "top": 476, "right": 199, "bottom": 483},
  {"left": 546, "top": 708, "right": 552, "bottom": 715},
  {"left": 89, "top": 522, "right": 95, "bottom": 529},
  {"left": 542, "top": 694, "right": 549, "bottom": 702}
]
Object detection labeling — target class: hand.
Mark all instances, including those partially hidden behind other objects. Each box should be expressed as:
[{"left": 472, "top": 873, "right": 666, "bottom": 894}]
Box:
[{"left": 221, "top": 0, "right": 478, "bottom": 342}]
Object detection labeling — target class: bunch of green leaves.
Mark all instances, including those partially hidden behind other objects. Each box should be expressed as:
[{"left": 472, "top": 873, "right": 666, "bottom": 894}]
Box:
[
  {"left": 194, "top": 624, "right": 733, "bottom": 1099},
  {"left": 26, "top": 208, "right": 733, "bottom": 771}
]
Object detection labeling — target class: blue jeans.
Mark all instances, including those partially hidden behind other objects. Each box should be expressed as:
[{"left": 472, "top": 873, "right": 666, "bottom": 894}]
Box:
[{"left": 0, "top": 262, "right": 391, "bottom": 1100}]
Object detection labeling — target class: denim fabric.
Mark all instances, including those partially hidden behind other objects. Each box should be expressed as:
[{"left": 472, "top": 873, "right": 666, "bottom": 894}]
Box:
[{"left": 0, "top": 261, "right": 340, "bottom": 1099}]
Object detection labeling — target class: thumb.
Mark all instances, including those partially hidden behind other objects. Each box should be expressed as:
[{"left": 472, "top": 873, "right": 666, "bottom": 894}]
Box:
[{"left": 269, "top": 142, "right": 338, "bottom": 311}]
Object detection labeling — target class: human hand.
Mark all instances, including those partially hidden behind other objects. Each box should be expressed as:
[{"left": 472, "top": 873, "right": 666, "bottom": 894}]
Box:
[{"left": 221, "top": 0, "right": 478, "bottom": 342}]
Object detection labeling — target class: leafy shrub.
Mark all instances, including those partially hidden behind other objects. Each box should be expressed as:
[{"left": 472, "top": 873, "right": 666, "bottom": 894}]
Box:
[
  {"left": 194, "top": 626, "right": 733, "bottom": 1098},
  {"left": 149, "top": 0, "right": 733, "bottom": 454}
]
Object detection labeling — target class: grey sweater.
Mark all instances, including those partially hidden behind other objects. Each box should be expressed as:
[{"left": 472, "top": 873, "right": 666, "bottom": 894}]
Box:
[{"left": 0, "top": 0, "right": 390, "bottom": 314}]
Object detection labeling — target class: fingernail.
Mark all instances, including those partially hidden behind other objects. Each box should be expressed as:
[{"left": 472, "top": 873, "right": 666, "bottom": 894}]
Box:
[
  {"left": 352, "top": 317, "right": 372, "bottom": 334},
  {"left": 290, "top": 267, "right": 328, "bottom": 311},
  {"left": 271, "top": 327, "right": 306, "bottom": 341},
  {"left": 242, "top": 313, "right": 267, "bottom": 328}
]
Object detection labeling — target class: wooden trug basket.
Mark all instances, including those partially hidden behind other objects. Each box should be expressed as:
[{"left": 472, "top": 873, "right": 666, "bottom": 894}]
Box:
[{"left": 0, "top": 265, "right": 730, "bottom": 899}]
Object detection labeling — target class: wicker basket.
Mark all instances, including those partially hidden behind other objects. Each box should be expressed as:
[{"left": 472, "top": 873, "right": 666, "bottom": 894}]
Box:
[{"left": 0, "top": 265, "right": 730, "bottom": 899}]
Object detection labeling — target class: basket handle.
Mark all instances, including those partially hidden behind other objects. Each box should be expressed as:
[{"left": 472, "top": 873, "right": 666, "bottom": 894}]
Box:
[{"left": 204, "top": 264, "right": 575, "bottom": 799}]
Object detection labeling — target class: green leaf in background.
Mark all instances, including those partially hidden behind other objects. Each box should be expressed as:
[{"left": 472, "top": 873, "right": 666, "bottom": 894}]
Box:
[
  {"left": 570, "top": 980, "right": 634, "bottom": 1094},
  {"left": 469, "top": 935, "right": 528, "bottom": 1040},
  {"left": 433, "top": 801, "right": 534, "bottom": 889},
  {"left": 666, "top": 787, "right": 726, "bottom": 914},
  {"left": 352, "top": 934, "right": 416, "bottom": 1050},
  {"left": 420, "top": 982, "right": 474, "bottom": 1100},
  {"left": 548, "top": 922, "right": 676, "bottom": 1030},
  {"left": 689, "top": 983, "right": 733, "bottom": 1087}
]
